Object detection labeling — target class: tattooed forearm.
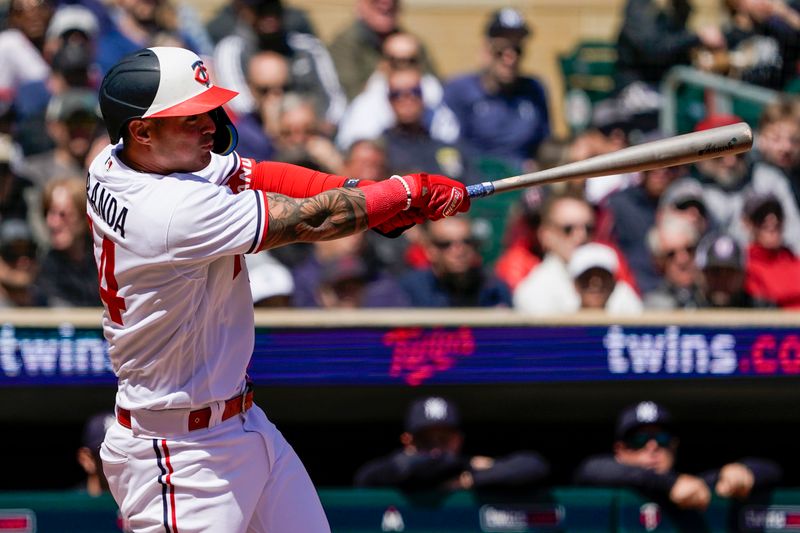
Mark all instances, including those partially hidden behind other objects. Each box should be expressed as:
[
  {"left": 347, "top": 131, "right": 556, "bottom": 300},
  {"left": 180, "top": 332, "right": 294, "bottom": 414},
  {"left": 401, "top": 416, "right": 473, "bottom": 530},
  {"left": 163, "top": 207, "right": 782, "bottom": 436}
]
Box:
[{"left": 263, "top": 188, "right": 369, "bottom": 248}]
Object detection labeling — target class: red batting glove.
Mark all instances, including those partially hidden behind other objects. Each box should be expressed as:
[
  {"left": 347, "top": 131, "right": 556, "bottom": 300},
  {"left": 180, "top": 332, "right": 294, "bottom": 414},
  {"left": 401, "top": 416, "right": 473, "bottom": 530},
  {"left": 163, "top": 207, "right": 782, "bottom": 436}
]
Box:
[
  {"left": 397, "top": 173, "right": 470, "bottom": 220},
  {"left": 373, "top": 208, "right": 426, "bottom": 238}
]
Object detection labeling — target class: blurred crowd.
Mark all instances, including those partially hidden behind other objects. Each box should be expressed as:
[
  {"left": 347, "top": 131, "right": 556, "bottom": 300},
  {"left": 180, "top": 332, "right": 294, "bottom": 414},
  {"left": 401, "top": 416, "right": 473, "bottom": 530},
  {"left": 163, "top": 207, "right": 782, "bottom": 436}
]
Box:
[{"left": 0, "top": 0, "right": 799, "bottom": 312}]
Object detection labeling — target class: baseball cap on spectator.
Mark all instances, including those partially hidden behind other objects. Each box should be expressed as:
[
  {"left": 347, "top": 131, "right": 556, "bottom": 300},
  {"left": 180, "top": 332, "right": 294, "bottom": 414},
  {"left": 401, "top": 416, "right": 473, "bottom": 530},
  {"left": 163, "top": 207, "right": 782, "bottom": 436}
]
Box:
[
  {"left": 615, "top": 401, "right": 672, "bottom": 440},
  {"left": 53, "top": 40, "right": 93, "bottom": 74},
  {"left": 81, "top": 412, "right": 116, "bottom": 452},
  {"left": 405, "top": 396, "right": 460, "bottom": 434},
  {"left": 743, "top": 191, "right": 784, "bottom": 224},
  {"left": 693, "top": 113, "right": 743, "bottom": 132},
  {"left": 659, "top": 178, "right": 707, "bottom": 214},
  {"left": 240, "top": 0, "right": 284, "bottom": 16},
  {"left": 46, "top": 5, "right": 99, "bottom": 40},
  {"left": 0, "top": 219, "right": 36, "bottom": 264},
  {"left": 486, "top": 7, "right": 530, "bottom": 38},
  {"left": 45, "top": 88, "right": 99, "bottom": 122},
  {"left": 247, "top": 254, "right": 294, "bottom": 304},
  {"left": 568, "top": 242, "right": 619, "bottom": 278},
  {"left": 695, "top": 232, "right": 744, "bottom": 270}
]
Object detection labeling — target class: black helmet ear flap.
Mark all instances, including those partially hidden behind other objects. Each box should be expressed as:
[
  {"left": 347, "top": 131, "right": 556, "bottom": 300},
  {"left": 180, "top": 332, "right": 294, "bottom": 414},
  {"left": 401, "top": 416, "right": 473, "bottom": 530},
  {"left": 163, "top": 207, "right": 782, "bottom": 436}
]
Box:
[{"left": 210, "top": 107, "right": 238, "bottom": 155}]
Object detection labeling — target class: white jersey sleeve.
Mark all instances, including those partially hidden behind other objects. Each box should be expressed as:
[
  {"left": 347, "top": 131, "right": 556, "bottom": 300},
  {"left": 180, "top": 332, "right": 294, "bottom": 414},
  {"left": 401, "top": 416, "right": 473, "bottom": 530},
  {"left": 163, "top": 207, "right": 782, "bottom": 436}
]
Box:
[{"left": 166, "top": 179, "right": 268, "bottom": 260}]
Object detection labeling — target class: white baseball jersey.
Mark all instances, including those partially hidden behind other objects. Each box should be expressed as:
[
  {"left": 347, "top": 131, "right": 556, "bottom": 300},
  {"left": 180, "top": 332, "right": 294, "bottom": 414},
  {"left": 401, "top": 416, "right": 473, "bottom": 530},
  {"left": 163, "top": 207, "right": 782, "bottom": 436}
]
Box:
[{"left": 87, "top": 144, "right": 264, "bottom": 411}]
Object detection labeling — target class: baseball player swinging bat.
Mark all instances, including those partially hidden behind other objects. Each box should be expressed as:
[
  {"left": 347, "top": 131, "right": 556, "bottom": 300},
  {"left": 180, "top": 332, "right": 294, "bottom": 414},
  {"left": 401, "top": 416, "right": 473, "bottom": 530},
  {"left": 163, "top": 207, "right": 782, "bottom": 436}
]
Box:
[{"left": 465, "top": 122, "right": 753, "bottom": 198}]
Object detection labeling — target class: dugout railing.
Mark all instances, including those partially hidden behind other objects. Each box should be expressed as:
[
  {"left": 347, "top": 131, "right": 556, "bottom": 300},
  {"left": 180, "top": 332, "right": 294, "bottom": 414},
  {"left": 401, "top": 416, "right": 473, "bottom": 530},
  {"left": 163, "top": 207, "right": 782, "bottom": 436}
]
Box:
[{"left": 2, "top": 487, "right": 800, "bottom": 532}]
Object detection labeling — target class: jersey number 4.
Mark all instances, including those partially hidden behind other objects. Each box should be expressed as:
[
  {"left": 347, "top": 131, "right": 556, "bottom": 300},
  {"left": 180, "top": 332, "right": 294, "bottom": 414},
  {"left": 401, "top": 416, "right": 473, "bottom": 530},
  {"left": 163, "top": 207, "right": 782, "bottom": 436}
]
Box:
[{"left": 99, "top": 236, "right": 127, "bottom": 325}]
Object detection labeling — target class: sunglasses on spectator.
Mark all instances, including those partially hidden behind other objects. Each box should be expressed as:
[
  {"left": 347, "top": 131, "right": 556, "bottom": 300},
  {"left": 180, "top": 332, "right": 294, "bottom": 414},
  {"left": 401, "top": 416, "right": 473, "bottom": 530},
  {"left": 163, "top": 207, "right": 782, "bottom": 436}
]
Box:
[
  {"left": 432, "top": 237, "right": 478, "bottom": 250},
  {"left": 252, "top": 84, "right": 289, "bottom": 97},
  {"left": 663, "top": 245, "right": 696, "bottom": 260},
  {"left": 388, "top": 86, "right": 423, "bottom": 100},
  {"left": 553, "top": 223, "right": 594, "bottom": 236},
  {"left": 492, "top": 44, "right": 523, "bottom": 58},
  {"left": 384, "top": 54, "right": 420, "bottom": 69},
  {"left": 624, "top": 431, "right": 673, "bottom": 450}
]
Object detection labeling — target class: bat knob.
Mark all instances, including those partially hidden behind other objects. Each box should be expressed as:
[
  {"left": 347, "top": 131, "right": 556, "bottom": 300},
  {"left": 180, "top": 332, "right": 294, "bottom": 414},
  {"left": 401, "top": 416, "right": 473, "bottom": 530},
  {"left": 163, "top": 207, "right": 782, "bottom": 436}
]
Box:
[{"left": 467, "top": 182, "right": 495, "bottom": 198}]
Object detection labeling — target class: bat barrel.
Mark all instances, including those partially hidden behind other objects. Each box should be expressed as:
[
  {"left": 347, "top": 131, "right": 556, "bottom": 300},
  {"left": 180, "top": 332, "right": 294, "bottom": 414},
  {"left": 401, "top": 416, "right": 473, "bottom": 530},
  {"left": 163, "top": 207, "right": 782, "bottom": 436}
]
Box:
[{"left": 470, "top": 122, "right": 753, "bottom": 198}]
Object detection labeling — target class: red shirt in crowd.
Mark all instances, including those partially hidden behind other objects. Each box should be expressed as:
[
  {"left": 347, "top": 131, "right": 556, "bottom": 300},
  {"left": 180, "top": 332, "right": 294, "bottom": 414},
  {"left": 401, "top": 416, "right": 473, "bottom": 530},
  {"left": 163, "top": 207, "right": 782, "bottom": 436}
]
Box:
[{"left": 745, "top": 243, "right": 800, "bottom": 309}]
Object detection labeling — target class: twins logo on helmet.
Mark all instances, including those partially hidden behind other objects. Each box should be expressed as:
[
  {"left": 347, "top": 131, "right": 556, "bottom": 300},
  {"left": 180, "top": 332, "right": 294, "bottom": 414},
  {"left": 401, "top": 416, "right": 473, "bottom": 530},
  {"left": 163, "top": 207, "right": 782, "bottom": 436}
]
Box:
[{"left": 192, "top": 60, "right": 211, "bottom": 88}]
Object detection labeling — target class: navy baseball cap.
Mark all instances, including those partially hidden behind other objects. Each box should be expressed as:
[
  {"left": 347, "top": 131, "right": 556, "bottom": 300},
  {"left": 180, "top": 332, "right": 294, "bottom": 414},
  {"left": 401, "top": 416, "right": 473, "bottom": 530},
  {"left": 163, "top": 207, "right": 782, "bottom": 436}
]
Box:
[
  {"left": 695, "top": 232, "right": 744, "bottom": 271},
  {"left": 405, "top": 396, "right": 460, "bottom": 434},
  {"left": 486, "top": 8, "right": 530, "bottom": 38},
  {"left": 615, "top": 401, "right": 672, "bottom": 440}
]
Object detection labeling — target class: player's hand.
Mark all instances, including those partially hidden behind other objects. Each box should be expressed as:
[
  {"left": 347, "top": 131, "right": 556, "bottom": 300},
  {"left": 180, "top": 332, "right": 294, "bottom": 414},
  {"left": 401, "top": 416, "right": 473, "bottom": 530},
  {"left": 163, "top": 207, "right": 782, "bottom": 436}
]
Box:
[
  {"left": 715, "top": 463, "right": 755, "bottom": 499},
  {"left": 397, "top": 173, "right": 470, "bottom": 220},
  {"left": 372, "top": 208, "right": 426, "bottom": 238},
  {"left": 670, "top": 474, "right": 712, "bottom": 510}
]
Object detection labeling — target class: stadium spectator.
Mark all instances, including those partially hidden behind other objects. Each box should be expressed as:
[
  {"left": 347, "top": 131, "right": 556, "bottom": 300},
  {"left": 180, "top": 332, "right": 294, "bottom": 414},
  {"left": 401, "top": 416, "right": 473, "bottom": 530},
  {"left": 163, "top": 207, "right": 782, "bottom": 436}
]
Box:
[
  {"left": 614, "top": 0, "right": 725, "bottom": 93},
  {"left": 233, "top": 50, "right": 288, "bottom": 161},
  {"left": 688, "top": 114, "right": 800, "bottom": 254},
  {"left": 658, "top": 177, "right": 712, "bottom": 239},
  {"left": 14, "top": 36, "right": 98, "bottom": 156},
  {"left": 95, "top": 0, "right": 213, "bottom": 76},
  {"left": 494, "top": 187, "right": 546, "bottom": 291},
  {"left": 0, "top": 134, "right": 32, "bottom": 224},
  {"left": 34, "top": 176, "right": 99, "bottom": 307},
  {"left": 316, "top": 254, "right": 376, "bottom": 308},
  {"left": 695, "top": 231, "right": 762, "bottom": 308},
  {"left": 328, "top": 0, "right": 437, "bottom": 101},
  {"left": 643, "top": 212, "right": 703, "bottom": 309},
  {"left": 206, "top": 0, "right": 316, "bottom": 44},
  {"left": 273, "top": 92, "right": 345, "bottom": 174},
  {"left": 213, "top": 0, "right": 346, "bottom": 127},
  {"left": 246, "top": 251, "right": 294, "bottom": 307},
  {"left": 743, "top": 192, "right": 800, "bottom": 308},
  {"left": 355, "top": 395, "right": 550, "bottom": 491},
  {"left": 0, "top": 0, "right": 53, "bottom": 109},
  {"left": 750, "top": 99, "right": 800, "bottom": 232},
  {"left": 19, "top": 88, "right": 101, "bottom": 190},
  {"left": 566, "top": 126, "right": 636, "bottom": 205},
  {"left": 291, "top": 232, "right": 409, "bottom": 308},
  {"left": 597, "top": 164, "right": 687, "bottom": 293},
  {"left": 399, "top": 215, "right": 512, "bottom": 307},
  {"left": 444, "top": 7, "right": 550, "bottom": 174},
  {"left": 574, "top": 400, "right": 783, "bottom": 510},
  {"left": 381, "top": 68, "right": 469, "bottom": 182},
  {"left": 76, "top": 412, "right": 115, "bottom": 496},
  {"left": 0, "top": 218, "right": 41, "bottom": 307},
  {"left": 722, "top": 0, "right": 800, "bottom": 90},
  {"left": 335, "top": 31, "right": 457, "bottom": 152},
  {"left": 342, "top": 138, "right": 388, "bottom": 181},
  {"left": 568, "top": 242, "right": 643, "bottom": 313},
  {"left": 19, "top": 88, "right": 103, "bottom": 248},
  {"left": 514, "top": 193, "right": 637, "bottom": 314},
  {"left": 96, "top": 0, "right": 213, "bottom": 77}
]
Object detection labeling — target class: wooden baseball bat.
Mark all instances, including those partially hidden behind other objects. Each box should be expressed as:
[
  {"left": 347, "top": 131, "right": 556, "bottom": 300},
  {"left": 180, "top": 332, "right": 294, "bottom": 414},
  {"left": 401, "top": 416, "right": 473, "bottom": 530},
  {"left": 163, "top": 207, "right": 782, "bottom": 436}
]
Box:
[{"left": 465, "top": 122, "right": 753, "bottom": 198}]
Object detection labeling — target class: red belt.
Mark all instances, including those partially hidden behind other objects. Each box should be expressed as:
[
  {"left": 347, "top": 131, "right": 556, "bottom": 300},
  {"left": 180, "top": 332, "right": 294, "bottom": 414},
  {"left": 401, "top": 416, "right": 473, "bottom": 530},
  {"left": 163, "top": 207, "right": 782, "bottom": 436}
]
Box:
[{"left": 117, "top": 385, "right": 254, "bottom": 432}]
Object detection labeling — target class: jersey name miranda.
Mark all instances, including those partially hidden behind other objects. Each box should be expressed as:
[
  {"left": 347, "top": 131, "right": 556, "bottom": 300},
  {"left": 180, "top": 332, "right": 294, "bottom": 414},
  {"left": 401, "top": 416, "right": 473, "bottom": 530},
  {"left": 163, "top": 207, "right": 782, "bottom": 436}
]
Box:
[{"left": 87, "top": 144, "right": 266, "bottom": 411}]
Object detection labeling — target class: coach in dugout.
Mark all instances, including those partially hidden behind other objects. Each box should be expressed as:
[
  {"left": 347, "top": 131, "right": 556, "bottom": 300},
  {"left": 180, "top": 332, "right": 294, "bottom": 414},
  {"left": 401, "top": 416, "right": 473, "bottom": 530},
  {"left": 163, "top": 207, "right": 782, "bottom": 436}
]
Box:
[
  {"left": 354, "top": 396, "right": 549, "bottom": 491},
  {"left": 574, "top": 400, "right": 782, "bottom": 510}
]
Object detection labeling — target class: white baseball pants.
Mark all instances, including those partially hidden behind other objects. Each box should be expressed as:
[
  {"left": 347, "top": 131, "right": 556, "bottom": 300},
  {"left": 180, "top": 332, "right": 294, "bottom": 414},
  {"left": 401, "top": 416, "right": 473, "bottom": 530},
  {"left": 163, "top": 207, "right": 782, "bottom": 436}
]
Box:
[{"left": 100, "top": 405, "right": 331, "bottom": 533}]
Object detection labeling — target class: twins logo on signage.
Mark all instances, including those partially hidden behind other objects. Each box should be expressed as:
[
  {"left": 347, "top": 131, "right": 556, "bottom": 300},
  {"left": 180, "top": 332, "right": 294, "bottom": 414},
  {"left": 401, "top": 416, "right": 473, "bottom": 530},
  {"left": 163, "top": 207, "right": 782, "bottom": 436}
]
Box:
[
  {"left": 192, "top": 60, "right": 210, "bottom": 87},
  {"left": 639, "top": 503, "right": 661, "bottom": 531}
]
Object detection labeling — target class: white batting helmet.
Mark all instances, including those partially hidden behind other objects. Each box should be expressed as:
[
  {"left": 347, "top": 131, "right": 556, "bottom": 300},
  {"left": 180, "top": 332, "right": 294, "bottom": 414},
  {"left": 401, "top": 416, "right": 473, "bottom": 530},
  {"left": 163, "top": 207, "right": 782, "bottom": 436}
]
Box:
[{"left": 99, "top": 47, "right": 239, "bottom": 154}]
